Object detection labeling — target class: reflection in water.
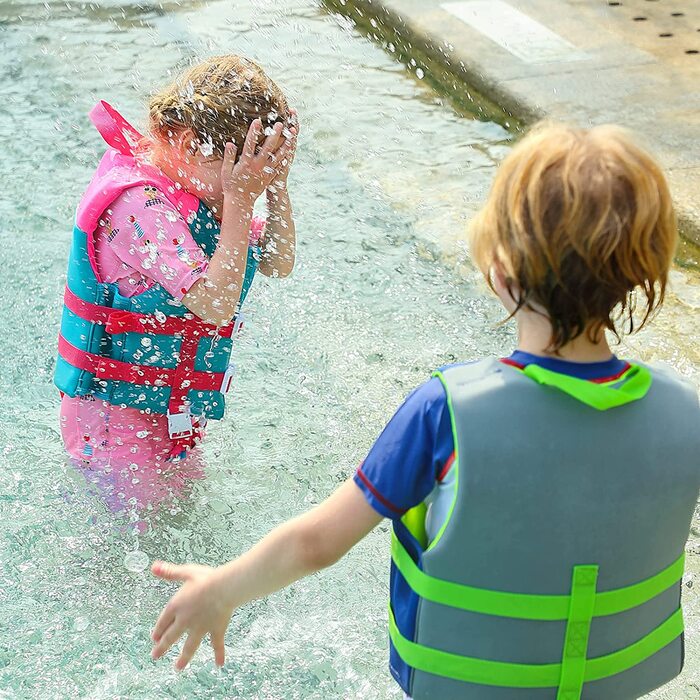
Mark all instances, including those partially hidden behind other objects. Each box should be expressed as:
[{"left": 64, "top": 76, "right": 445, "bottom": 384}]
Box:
[{"left": 72, "top": 451, "right": 205, "bottom": 534}]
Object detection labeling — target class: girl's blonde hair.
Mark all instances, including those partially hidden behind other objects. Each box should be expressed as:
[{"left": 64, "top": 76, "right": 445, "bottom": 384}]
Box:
[
  {"left": 149, "top": 55, "right": 289, "bottom": 158},
  {"left": 469, "top": 123, "right": 677, "bottom": 350}
]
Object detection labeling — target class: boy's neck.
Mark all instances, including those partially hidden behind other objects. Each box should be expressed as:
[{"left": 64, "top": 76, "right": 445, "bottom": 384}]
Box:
[{"left": 515, "top": 314, "right": 614, "bottom": 363}]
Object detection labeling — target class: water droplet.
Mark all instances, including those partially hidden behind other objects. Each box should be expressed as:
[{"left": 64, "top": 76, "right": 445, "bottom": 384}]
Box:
[
  {"left": 124, "top": 550, "right": 149, "bottom": 573},
  {"left": 73, "top": 616, "right": 89, "bottom": 632}
]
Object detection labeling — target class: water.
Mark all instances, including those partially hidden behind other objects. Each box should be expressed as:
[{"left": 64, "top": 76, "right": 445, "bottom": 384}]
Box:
[{"left": 0, "top": 0, "right": 698, "bottom": 697}]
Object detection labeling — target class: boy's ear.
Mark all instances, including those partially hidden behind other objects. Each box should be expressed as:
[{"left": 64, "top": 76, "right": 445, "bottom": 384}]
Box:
[
  {"left": 490, "top": 261, "right": 520, "bottom": 314},
  {"left": 489, "top": 260, "right": 507, "bottom": 292}
]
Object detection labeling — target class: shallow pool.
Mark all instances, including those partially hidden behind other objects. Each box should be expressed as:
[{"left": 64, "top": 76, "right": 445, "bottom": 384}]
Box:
[{"left": 0, "top": 0, "right": 698, "bottom": 697}]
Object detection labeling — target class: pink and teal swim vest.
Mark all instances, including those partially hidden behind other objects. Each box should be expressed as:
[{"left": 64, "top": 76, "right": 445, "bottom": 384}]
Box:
[{"left": 54, "top": 101, "right": 260, "bottom": 441}]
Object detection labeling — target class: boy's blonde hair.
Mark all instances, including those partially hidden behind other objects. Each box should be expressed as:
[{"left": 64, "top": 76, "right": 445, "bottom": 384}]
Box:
[
  {"left": 469, "top": 123, "right": 677, "bottom": 350},
  {"left": 149, "top": 55, "right": 289, "bottom": 158}
]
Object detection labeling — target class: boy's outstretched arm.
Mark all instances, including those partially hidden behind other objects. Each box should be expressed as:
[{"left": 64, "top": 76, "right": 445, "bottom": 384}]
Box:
[{"left": 150, "top": 478, "right": 383, "bottom": 670}]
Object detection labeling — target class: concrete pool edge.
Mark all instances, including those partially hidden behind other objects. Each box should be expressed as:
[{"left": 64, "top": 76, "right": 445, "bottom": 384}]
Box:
[{"left": 323, "top": 0, "right": 700, "bottom": 248}]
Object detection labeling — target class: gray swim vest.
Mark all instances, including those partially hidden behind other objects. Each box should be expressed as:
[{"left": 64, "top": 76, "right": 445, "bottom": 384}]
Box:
[{"left": 390, "top": 358, "right": 700, "bottom": 699}]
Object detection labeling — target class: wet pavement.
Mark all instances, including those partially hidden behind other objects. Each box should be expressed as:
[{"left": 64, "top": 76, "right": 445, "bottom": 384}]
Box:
[{"left": 328, "top": 0, "right": 700, "bottom": 245}]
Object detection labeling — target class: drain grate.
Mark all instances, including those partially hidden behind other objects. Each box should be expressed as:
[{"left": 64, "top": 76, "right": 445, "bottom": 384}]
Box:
[{"left": 604, "top": 0, "right": 700, "bottom": 58}]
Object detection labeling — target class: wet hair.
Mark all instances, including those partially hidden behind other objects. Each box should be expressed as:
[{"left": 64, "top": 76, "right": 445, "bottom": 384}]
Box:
[
  {"left": 469, "top": 123, "right": 677, "bottom": 351},
  {"left": 148, "top": 54, "right": 289, "bottom": 159}
]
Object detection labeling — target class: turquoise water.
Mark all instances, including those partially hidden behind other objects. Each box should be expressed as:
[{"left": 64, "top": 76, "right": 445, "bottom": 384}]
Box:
[{"left": 0, "top": 0, "right": 698, "bottom": 697}]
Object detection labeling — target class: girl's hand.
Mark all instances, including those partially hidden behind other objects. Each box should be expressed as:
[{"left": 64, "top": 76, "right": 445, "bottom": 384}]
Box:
[
  {"left": 151, "top": 561, "right": 236, "bottom": 670},
  {"left": 222, "top": 119, "right": 293, "bottom": 203},
  {"left": 268, "top": 109, "right": 299, "bottom": 192}
]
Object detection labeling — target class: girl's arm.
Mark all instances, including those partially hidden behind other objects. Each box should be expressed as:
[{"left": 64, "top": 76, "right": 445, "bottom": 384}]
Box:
[
  {"left": 150, "top": 478, "right": 383, "bottom": 669},
  {"left": 182, "top": 120, "right": 292, "bottom": 325},
  {"left": 258, "top": 185, "right": 296, "bottom": 278},
  {"left": 258, "top": 111, "right": 299, "bottom": 279}
]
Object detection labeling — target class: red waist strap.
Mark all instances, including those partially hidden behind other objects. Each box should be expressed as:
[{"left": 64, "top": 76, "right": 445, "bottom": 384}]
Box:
[
  {"left": 63, "top": 285, "right": 234, "bottom": 338},
  {"left": 58, "top": 334, "right": 225, "bottom": 392},
  {"left": 60, "top": 285, "right": 240, "bottom": 424}
]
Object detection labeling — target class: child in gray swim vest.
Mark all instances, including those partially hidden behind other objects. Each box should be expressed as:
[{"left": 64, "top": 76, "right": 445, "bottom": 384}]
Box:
[{"left": 150, "top": 123, "right": 699, "bottom": 700}]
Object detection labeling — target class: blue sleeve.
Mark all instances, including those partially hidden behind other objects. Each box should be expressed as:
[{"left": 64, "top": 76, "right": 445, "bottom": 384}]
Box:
[{"left": 354, "top": 376, "right": 455, "bottom": 519}]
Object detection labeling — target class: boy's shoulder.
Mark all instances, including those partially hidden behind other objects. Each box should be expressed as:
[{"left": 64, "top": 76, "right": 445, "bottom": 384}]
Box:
[
  {"left": 431, "top": 358, "right": 502, "bottom": 390},
  {"left": 410, "top": 360, "right": 486, "bottom": 408},
  {"left": 641, "top": 360, "right": 699, "bottom": 404},
  {"left": 435, "top": 361, "right": 473, "bottom": 375}
]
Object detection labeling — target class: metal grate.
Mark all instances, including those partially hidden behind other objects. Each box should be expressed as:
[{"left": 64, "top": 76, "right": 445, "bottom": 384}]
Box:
[{"left": 604, "top": 0, "right": 700, "bottom": 58}]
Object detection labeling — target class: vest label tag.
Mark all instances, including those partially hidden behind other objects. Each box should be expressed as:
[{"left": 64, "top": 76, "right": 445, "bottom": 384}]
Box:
[{"left": 167, "top": 407, "right": 194, "bottom": 438}]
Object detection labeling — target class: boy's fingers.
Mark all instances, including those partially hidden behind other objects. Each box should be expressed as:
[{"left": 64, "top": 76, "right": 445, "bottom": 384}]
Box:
[
  {"left": 151, "top": 620, "right": 185, "bottom": 660},
  {"left": 152, "top": 561, "right": 188, "bottom": 582},
  {"left": 151, "top": 599, "right": 175, "bottom": 642},
  {"left": 211, "top": 629, "right": 226, "bottom": 667},
  {"left": 175, "top": 631, "right": 205, "bottom": 670},
  {"left": 241, "top": 119, "right": 261, "bottom": 161},
  {"left": 152, "top": 603, "right": 176, "bottom": 642}
]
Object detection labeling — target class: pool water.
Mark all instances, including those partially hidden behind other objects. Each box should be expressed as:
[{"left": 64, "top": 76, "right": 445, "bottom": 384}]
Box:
[{"left": 0, "top": 0, "right": 698, "bottom": 697}]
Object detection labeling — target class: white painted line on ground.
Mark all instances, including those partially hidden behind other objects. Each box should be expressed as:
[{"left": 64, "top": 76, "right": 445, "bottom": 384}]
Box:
[{"left": 441, "top": 0, "right": 589, "bottom": 64}]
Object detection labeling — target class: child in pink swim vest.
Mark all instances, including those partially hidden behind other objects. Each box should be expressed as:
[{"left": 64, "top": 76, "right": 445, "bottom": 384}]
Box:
[{"left": 56, "top": 55, "right": 298, "bottom": 473}]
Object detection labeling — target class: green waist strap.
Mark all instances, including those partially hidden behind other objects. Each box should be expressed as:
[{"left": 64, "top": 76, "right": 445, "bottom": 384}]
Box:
[
  {"left": 388, "top": 605, "right": 684, "bottom": 688},
  {"left": 391, "top": 536, "right": 685, "bottom": 621}
]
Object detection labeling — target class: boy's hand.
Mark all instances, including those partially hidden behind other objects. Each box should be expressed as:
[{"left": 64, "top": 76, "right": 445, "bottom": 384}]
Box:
[
  {"left": 151, "top": 561, "right": 235, "bottom": 670},
  {"left": 149, "top": 480, "right": 383, "bottom": 671},
  {"left": 222, "top": 119, "right": 294, "bottom": 204}
]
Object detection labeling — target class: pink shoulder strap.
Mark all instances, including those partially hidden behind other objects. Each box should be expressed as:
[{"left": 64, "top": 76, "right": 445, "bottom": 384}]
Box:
[{"left": 89, "top": 101, "right": 144, "bottom": 155}]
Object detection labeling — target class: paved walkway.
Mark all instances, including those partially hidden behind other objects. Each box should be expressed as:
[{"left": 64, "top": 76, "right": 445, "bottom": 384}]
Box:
[{"left": 326, "top": 0, "right": 700, "bottom": 244}]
